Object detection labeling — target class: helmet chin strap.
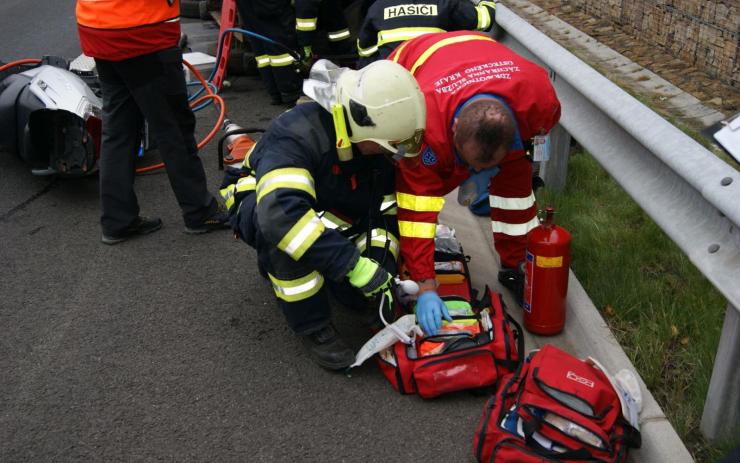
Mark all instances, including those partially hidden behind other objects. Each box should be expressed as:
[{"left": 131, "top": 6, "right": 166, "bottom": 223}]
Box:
[{"left": 391, "top": 145, "right": 408, "bottom": 162}]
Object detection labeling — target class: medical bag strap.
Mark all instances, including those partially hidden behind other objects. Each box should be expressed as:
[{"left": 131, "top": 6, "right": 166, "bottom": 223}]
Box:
[{"left": 521, "top": 418, "right": 593, "bottom": 461}]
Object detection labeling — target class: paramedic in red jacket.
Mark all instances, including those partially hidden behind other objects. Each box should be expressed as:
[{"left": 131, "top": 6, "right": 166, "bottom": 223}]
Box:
[
  {"left": 76, "top": 0, "right": 227, "bottom": 244},
  {"left": 390, "top": 31, "right": 561, "bottom": 334}
]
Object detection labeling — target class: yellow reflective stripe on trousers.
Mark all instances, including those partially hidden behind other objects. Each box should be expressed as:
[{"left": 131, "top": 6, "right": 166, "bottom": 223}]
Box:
[
  {"left": 328, "top": 28, "right": 350, "bottom": 41},
  {"left": 489, "top": 192, "right": 535, "bottom": 210},
  {"left": 256, "top": 168, "right": 316, "bottom": 203},
  {"left": 396, "top": 192, "right": 445, "bottom": 212},
  {"left": 256, "top": 55, "right": 270, "bottom": 68},
  {"left": 476, "top": 5, "right": 492, "bottom": 30},
  {"left": 377, "top": 27, "right": 445, "bottom": 47},
  {"left": 398, "top": 220, "right": 436, "bottom": 239},
  {"left": 409, "top": 34, "right": 495, "bottom": 75},
  {"left": 318, "top": 211, "right": 351, "bottom": 231},
  {"left": 268, "top": 271, "right": 324, "bottom": 302},
  {"left": 296, "top": 17, "right": 317, "bottom": 31},
  {"left": 357, "top": 41, "right": 378, "bottom": 57},
  {"left": 278, "top": 209, "right": 326, "bottom": 260},
  {"left": 491, "top": 216, "right": 540, "bottom": 236},
  {"left": 355, "top": 229, "right": 400, "bottom": 260},
  {"left": 270, "top": 54, "right": 296, "bottom": 67}
]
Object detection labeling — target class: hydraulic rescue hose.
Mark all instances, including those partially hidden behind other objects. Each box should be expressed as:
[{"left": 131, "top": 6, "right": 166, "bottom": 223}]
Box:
[
  {"left": 3, "top": 27, "right": 295, "bottom": 174},
  {"left": 135, "top": 59, "right": 225, "bottom": 174},
  {"left": 0, "top": 58, "right": 42, "bottom": 73}
]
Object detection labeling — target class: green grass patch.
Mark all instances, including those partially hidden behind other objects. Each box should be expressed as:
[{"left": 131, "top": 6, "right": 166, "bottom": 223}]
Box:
[{"left": 536, "top": 151, "right": 738, "bottom": 462}]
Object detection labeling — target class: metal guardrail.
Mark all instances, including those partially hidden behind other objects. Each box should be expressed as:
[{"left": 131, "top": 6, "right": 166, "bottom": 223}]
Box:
[{"left": 494, "top": 5, "right": 740, "bottom": 441}]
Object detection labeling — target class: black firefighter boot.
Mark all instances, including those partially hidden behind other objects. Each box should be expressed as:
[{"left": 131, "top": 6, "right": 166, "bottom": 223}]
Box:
[{"left": 300, "top": 324, "right": 355, "bottom": 370}]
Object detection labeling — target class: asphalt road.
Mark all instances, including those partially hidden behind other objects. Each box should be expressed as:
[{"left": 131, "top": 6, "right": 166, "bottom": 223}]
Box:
[{"left": 0, "top": 10, "right": 491, "bottom": 463}]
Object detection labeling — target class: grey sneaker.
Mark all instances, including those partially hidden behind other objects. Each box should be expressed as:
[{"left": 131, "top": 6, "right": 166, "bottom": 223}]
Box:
[{"left": 101, "top": 216, "right": 162, "bottom": 245}]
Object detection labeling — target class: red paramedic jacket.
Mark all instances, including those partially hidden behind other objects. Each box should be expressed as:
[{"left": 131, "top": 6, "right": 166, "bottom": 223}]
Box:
[{"left": 390, "top": 31, "right": 561, "bottom": 281}]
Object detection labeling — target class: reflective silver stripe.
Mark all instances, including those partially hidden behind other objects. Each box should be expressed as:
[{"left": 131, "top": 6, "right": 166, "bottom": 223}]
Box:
[
  {"left": 165, "top": 18, "right": 180, "bottom": 23},
  {"left": 256, "top": 55, "right": 270, "bottom": 68},
  {"left": 491, "top": 216, "right": 540, "bottom": 236},
  {"left": 318, "top": 211, "right": 351, "bottom": 231},
  {"left": 270, "top": 54, "right": 297, "bottom": 67},
  {"left": 357, "top": 42, "right": 379, "bottom": 57},
  {"left": 278, "top": 210, "right": 325, "bottom": 260},
  {"left": 236, "top": 176, "right": 256, "bottom": 192},
  {"left": 489, "top": 192, "right": 536, "bottom": 210},
  {"left": 256, "top": 168, "right": 315, "bottom": 202},
  {"left": 296, "top": 18, "right": 317, "bottom": 31},
  {"left": 268, "top": 271, "right": 324, "bottom": 302},
  {"left": 328, "top": 29, "right": 350, "bottom": 41}
]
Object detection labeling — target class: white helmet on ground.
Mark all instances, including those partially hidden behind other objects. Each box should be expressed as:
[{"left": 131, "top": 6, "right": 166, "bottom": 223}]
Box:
[{"left": 335, "top": 60, "right": 426, "bottom": 157}]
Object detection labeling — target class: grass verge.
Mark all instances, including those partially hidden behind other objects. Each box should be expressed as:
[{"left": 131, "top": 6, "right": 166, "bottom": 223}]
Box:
[{"left": 536, "top": 150, "right": 738, "bottom": 462}]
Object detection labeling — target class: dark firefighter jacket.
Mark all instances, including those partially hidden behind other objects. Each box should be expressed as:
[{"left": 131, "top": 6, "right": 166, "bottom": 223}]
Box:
[
  {"left": 357, "top": 0, "right": 496, "bottom": 65},
  {"left": 222, "top": 102, "right": 396, "bottom": 283}
]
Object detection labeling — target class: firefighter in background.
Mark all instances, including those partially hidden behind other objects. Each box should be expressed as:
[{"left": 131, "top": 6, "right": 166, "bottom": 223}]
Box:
[
  {"left": 76, "top": 0, "right": 229, "bottom": 244},
  {"left": 389, "top": 31, "right": 561, "bottom": 335},
  {"left": 356, "top": 0, "right": 496, "bottom": 67},
  {"left": 236, "top": 0, "right": 302, "bottom": 106},
  {"left": 295, "top": 0, "right": 354, "bottom": 64},
  {"left": 220, "top": 60, "right": 426, "bottom": 370}
]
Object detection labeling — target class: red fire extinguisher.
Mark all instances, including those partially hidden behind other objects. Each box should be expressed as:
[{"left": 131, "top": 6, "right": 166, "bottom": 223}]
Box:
[{"left": 523, "top": 206, "right": 572, "bottom": 335}]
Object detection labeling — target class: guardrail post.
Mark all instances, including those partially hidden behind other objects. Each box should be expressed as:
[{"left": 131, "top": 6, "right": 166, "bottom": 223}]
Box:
[
  {"left": 700, "top": 303, "right": 740, "bottom": 440},
  {"left": 539, "top": 124, "right": 571, "bottom": 191}
]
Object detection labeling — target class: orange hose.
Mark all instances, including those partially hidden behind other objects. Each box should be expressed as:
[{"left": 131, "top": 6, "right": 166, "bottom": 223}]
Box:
[
  {"left": 0, "top": 58, "right": 42, "bottom": 73},
  {"left": 136, "top": 60, "right": 226, "bottom": 174}
]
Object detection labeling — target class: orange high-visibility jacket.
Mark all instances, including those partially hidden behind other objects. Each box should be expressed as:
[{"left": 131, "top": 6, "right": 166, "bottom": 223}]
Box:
[
  {"left": 76, "top": 0, "right": 181, "bottom": 61},
  {"left": 390, "top": 31, "right": 561, "bottom": 280}
]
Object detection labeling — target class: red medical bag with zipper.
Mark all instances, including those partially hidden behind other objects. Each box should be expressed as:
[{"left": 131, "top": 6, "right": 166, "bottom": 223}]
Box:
[
  {"left": 472, "top": 344, "right": 641, "bottom": 462},
  {"left": 377, "top": 243, "right": 522, "bottom": 399}
]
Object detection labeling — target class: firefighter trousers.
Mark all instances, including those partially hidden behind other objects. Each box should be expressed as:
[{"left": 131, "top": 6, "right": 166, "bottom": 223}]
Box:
[
  {"left": 236, "top": 1, "right": 302, "bottom": 104},
  {"left": 240, "top": 195, "right": 400, "bottom": 335}
]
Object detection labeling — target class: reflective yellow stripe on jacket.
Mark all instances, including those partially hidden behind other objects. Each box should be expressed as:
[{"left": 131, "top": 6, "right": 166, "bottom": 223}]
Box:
[
  {"left": 396, "top": 192, "right": 444, "bottom": 212},
  {"left": 393, "top": 34, "right": 495, "bottom": 75},
  {"left": 256, "top": 168, "right": 316, "bottom": 203},
  {"left": 219, "top": 176, "right": 256, "bottom": 210},
  {"left": 277, "top": 209, "right": 326, "bottom": 260},
  {"left": 377, "top": 27, "right": 445, "bottom": 47},
  {"left": 398, "top": 220, "right": 436, "bottom": 239}
]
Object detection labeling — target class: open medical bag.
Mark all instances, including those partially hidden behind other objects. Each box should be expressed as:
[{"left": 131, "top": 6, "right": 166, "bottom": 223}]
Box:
[
  {"left": 376, "top": 226, "right": 523, "bottom": 399},
  {"left": 473, "top": 344, "right": 641, "bottom": 463}
]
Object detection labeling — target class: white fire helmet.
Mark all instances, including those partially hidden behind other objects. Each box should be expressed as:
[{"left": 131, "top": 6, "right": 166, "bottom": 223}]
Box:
[{"left": 335, "top": 60, "right": 426, "bottom": 157}]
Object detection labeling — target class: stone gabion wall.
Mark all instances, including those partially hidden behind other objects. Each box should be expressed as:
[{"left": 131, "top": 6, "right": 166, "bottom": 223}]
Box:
[{"left": 562, "top": 0, "right": 739, "bottom": 88}]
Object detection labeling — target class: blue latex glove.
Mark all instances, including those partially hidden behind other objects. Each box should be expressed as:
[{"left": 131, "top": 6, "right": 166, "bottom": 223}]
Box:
[
  {"left": 457, "top": 166, "right": 500, "bottom": 216},
  {"left": 415, "top": 291, "right": 453, "bottom": 336}
]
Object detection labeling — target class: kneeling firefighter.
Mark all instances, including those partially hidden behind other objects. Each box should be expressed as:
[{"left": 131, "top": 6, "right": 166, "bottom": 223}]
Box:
[{"left": 220, "top": 60, "right": 426, "bottom": 370}]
